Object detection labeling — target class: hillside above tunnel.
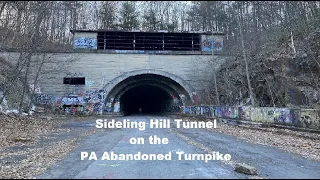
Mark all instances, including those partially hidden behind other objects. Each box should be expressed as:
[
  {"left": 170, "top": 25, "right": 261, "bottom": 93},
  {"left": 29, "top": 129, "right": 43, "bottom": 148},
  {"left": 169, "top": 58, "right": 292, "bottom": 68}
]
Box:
[{"left": 211, "top": 30, "right": 320, "bottom": 108}]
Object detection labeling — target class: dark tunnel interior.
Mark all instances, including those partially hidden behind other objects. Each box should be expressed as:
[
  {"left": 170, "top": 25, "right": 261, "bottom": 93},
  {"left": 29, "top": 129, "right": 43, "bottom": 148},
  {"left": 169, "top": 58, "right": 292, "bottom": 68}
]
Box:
[{"left": 120, "top": 84, "right": 173, "bottom": 115}]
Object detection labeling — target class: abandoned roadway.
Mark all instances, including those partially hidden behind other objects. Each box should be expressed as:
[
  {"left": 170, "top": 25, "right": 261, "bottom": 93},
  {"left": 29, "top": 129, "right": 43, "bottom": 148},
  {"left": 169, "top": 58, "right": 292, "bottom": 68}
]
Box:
[{"left": 38, "top": 115, "right": 320, "bottom": 179}]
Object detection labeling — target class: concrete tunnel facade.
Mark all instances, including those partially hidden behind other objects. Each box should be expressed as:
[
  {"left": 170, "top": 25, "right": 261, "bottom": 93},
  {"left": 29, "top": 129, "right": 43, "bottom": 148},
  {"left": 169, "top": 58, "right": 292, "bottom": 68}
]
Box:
[
  {"left": 103, "top": 69, "right": 196, "bottom": 115},
  {"left": 0, "top": 30, "right": 226, "bottom": 114},
  {"left": 1, "top": 51, "right": 226, "bottom": 115}
]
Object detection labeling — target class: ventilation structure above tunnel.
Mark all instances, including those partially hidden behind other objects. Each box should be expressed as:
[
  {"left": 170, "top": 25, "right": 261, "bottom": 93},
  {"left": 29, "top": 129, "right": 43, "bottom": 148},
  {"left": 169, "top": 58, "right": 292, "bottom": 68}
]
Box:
[{"left": 103, "top": 69, "right": 196, "bottom": 114}]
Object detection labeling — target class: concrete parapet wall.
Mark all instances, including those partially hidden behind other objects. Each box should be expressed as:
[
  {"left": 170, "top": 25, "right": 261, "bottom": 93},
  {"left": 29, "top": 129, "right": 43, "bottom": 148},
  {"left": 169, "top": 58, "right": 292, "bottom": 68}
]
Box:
[{"left": 182, "top": 106, "right": 320, "bottom": 130}]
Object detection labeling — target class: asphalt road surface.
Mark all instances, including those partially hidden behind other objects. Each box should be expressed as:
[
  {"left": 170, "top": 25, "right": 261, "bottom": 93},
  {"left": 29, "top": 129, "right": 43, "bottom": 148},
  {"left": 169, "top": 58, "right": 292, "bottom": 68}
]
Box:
[{"left": 38, "top": 115, "right": 320, "bottom": 179}]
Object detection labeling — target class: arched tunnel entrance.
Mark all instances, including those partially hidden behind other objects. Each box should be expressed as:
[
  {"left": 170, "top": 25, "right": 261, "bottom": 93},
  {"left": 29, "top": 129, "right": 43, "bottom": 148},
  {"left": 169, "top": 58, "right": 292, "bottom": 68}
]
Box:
[
  {"left": 121, "top": 84, "right": 172, "bottom": 114},
  {"left": 103, "top": 70, "right": 196, "bottom": 115}
]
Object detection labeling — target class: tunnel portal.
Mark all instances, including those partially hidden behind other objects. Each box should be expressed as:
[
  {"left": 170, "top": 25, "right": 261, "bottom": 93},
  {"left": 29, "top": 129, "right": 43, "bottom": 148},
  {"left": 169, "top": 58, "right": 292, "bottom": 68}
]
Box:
[{"left": 104, "top": 70, "right": 195, "bottom": 115}]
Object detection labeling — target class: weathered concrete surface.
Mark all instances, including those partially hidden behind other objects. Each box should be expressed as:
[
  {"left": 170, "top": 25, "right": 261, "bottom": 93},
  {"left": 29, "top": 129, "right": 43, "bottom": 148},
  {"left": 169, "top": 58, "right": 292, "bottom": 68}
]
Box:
[
  {"left": 0, "top": 52, "right": 228, "bottom": 97},
  {"left": 38, "top": 115, "right": 320, "bottom": 179}
]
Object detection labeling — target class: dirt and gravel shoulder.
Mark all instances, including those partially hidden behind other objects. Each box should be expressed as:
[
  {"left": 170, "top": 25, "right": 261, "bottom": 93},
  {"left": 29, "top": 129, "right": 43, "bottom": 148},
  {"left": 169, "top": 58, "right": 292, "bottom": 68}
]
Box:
[
  {"left": 0, "top": 114, "right": 115, "bottom": 179},
  {"left": 169, "top": 114, "right": 320, "bottom": 161}
]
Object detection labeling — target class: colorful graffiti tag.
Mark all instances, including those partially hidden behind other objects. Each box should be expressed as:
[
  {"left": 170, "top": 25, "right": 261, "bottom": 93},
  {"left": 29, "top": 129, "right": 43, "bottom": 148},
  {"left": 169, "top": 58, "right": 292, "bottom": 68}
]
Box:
[
  {"left": 61, "top": 95, "right": 85, "bottom": 105},
  {"left": 215, "top": 106, "right": 240, "bottom": 119},
  {"left": 85, "top": 80, "right": 94, "bottom": 87},
  {"left": 84, "top": 90, "right": 105, "bottom": 114},
  {"left": 33, "top": 89, "right": 107, "bottom": 114},
  {"left": 104, "top": 98, "right": 114, "bottom": 113},
  {"left": 54, "top": 95, "right": 84, "bottom": 114},
  {"left": 201, "top": 35, "right": 223, "bottom": 52},
  {"left": 74, "top": 37, "right": 97, "bottom": 49},
  {"left": 33, "top": 94, "right": 56, "bottom": 105},
  {"left": 114, "top": 101, "right": 120, "bottom": 112},
  {"left": 240, "top": 106, "right": 295, "bottom": 124}
]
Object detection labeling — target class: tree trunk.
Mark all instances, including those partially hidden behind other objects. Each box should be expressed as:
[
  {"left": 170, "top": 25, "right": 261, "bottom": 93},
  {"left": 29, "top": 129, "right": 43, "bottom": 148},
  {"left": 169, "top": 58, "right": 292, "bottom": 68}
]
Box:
[
  {"left": 50, "top": 3, "right": 56, "bottom": 42},
  {"left": 19, "top": 2, "right": 47, "bottom": 113},
  {"left": 28, "top": 54, "right": 45, "bottom": 113},
  {"left": 211, "top": 50, "right": 220, "bottom": 105},
  {"left": 239, "top": 3, "right": 256, "bottom": 107},
  {"left": 0, "top": 53, "right": 27, "bottom": 105}
]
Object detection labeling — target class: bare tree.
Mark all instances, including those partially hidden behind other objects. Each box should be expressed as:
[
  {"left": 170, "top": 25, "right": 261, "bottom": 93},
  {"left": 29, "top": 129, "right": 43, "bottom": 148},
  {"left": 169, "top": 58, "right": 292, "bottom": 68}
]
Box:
[
  {"left": 99, "top": 1, "right": 117, "bottom": 30},
  {"left": 118, "top": 1, "right": 139, "bottom": 30},
  {"left": 18, "top": 1, "right": 50, "bottom": 113},
  {"left": 238, "top": 2, "right": 255, "bottom": 107}
]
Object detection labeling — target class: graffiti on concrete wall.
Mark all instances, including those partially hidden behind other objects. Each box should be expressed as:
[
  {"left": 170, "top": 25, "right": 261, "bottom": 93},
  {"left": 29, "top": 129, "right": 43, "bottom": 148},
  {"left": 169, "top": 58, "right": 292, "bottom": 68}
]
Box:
[
  {"left": 241, "top": 106, "right": 293, "bottom": 124},
  {"left": 61, "top": 95, "right": 85, "bottom": 105},
  {"left": 84, "top": 90, "right": 105, "bottom": 114},
  {"left": 114, "top": 50, "right": 170, "bottom": 54},
  {"left": 114, "top": 102, "right": 120, "bottom": 112},
  {"left": 84, "top": 90, "right": 105, "bottom": 103},
  {"left": 104, "top": 98, "right": 114, "bottom": 113},
  {"left": 112, "top": 97, "right": 120, "bottom": 113},
  {"left": 215, "top": 106, "right": 240, "bottom": 119},
  {"left": 115, "top": 50, "right": 144, "bottom": 54},
  {"left": 300, "top": 109, "right": 320, "bottom": 129},
  {"left": 183, "top": 106, "right": 191, "bottom": 114},
  {"left": 85, "top": 80, "right": 94, "bottom": 87},
  {"left": 54, "top": 94, "right": 84, "bottom": 114},
  {"left": 148, "top": 50, "right": 170, "bottom": 54},
  {"left": 183, "top": 106, "right": 213, "bottom": 117},
  {"left": 33, "top": 94, "right": 56, "bottom": 105},
  {"left": 63, "top": 106, "right": 84, "bottom": 114},
  {"left": 182, "top": 105, "right": 320, "bottom": 130},
  {"left": 34, "top": 89, "right": 107, "bottom": 114},
  {"left": 74, "top": 37, "right": 97, "bottom": 49},
  {"left": 201, "top": 35, "right": 223, "bottom": 52}
]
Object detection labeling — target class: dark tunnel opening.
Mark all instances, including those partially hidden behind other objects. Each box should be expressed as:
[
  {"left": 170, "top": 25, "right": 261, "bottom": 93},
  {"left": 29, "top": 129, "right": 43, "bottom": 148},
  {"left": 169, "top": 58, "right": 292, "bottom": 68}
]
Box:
[{"left": 120, "top": 84, "right": 173, "bottom": 115}]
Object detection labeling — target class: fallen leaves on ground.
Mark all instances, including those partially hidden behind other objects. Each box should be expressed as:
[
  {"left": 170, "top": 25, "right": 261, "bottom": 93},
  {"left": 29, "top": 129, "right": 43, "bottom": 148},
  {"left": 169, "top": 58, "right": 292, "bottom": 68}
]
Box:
[
  {"left": 0, "top": 114, "right": 56, "bottom": 148},
  {"left": 1, "top": 138, "right": 77, "bottom": 179},
  {"left": 0, "top": 114, "right": 107, "bottom": 179}
]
